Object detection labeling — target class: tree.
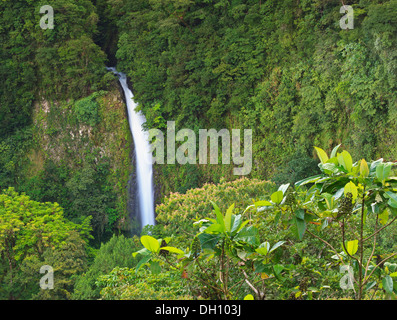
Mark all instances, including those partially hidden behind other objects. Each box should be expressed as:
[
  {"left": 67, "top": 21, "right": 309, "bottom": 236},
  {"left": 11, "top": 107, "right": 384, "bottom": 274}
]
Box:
[
  {"left": 133, "top": 202, "right": 285, "bottom": 300},
  {"left": 72, "top": 234, "right": 139, "bottom": 300},
  {"left": 0, "top": 188, "right": 91, "bottom": 299},
  {"left": 280, "top": 146, "right": 397, "bottom": 299}
]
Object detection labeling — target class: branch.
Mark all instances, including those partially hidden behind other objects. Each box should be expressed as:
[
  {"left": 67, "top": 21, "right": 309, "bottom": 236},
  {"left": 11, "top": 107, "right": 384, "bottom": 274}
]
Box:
[
  {"left": 364, "top": 215, "right": 378, "bottom": 281},
  {"left": 341, "top": 219, "right": 361, "bottom": 267},
  {"left": 363, "top": 216, "right": 397, "bottom": 242},
  {"left": 363, "top": 252, "right": 397, "bottom": 285},
  {"left": 241, "top": 269, "right": 260, "bottom": 297},
  {"left": 306, "top": 229, "right": 344, "bottom": 262}
]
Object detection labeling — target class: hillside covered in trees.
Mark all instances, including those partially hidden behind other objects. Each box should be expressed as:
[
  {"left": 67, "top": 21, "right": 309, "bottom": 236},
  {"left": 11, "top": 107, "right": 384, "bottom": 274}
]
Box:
[{"left": 0, "top": 0, "right": 396, "bottom": 300}]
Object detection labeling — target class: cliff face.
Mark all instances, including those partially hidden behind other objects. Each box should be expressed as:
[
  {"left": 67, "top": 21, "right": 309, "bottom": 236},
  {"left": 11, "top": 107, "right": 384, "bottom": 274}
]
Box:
[{"left": 23, "top": 81, "right": 139, "bottom": 242}]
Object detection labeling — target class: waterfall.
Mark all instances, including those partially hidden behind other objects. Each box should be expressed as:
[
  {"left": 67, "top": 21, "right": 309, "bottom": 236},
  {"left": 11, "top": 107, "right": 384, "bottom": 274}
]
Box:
[{"left": 108, "top": 68, "right": 155, "bottom": 229}]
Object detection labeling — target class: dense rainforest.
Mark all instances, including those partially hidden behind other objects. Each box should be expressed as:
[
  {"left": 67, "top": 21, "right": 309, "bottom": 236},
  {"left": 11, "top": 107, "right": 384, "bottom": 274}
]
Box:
[{"left": 0, "top": 0, "right": 396, "bottom": 300}]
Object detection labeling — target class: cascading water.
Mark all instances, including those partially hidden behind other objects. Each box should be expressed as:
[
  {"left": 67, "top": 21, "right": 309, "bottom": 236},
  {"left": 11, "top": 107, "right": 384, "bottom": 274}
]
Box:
[{"left": 108, "top": 68, "right": 155, "bottom": 229}]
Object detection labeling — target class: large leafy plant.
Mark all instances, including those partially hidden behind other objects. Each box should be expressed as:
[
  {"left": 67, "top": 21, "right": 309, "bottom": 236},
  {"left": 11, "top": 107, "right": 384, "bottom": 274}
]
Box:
[
  {"left": 289, "top": 146, "right": 397, "bottom": 299},
  {"left": 133, "top": 202, "right": 285, "bottom": 300}
]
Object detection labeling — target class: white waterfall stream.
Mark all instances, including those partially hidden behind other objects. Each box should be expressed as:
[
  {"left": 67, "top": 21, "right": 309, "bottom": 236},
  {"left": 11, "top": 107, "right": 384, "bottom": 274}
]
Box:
[{"left": 108, "top": 68, "right": 155, "bottom": 229}]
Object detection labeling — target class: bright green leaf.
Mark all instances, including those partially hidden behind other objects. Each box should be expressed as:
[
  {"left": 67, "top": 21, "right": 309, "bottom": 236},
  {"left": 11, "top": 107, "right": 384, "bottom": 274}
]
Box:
[
  {"left": 337, "top": 150, "right": 353, "bottom": 172},
  {"left": 360, "top": 159, "right": 369, "bottom": 178},
  {"left": 278, "top": 183, "right": 290, "bottom": 195},
  {"left": 344, "top": 181, "right": 358, "bottom": 202},
  {"left": 141, "top": 235, "right": 160, "bottom": 253},
  {"left": 330, "top": 144, "right": 341, "bottom": 158},
  {"left": 378, "top": 209, "right": 389, "bottom": 226},
  {"left": 254, "top": 200, "right": 273, "bottom": 207},
  {"left": 132, "top": 247, "right": 149, "bottom": 258},
  {"left": 211, "top": 201, "right": 225, "bottom": 230},
  {"left": 271, "top": 191, "right": 283, "bottom": 204},
  {"left": 203, "top": 223, "right": 224, "bottom": 234},
  {"left": 269, "top": 241, "right": 285, "bottom": 254},
  {"left": 295, "top": 209, "right": 305, "bottom": 220},
  {"left": 159, "top": 246, "right": 184, "bottom": 255},
  {"left": 256, "top": 241, "right": 270, "bottom": 255},
  {"left": 345, "top": 240, "right": 358, "bottom": 256},
  {"left": 224, "top": 203, "right": 234, "bottom": 232},
  {"left": 322, "top": 193, "right": 336, "bottom": 210},
  {"left": 314, "top": 147, "right": 329, "bottom": 164},
  {"left": 197, "top": 232, "right": 220, "bottom": 250}
]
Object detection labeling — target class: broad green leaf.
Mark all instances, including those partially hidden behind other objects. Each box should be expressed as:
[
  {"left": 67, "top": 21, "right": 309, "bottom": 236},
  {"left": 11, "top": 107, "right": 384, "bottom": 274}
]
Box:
[
  {"left": 382, "top": 275, "right": 394, "bottom": 294},
  {"left": 314, "top": 147, "right": 329, "bottom": 164},
  {"left": 321, "top": 162, "right": 339, "bottom": 174},
  {"left": 370, "top": 158, "right": 384, "bottom": 173},
  {"left": 278, "top": 183, "right": 290, "bottom": 195},
  {"left": 322, "top": 193, "right": 336, "bottom": 210},
  {"left": 234, "top": 225, "right": 260, "bottom": 246},
  {"left": 256, "top": 242, "right": 270, "bottom": 256},
  {"left": 164, "top": 237, "right": 172, "bottom": 244},
  {"left": 273, "top": 264, "right": 284, "bottom": 276},
  {"left": 132, "top": 247, "right": 149, "bottom": 258},
  {"left": 203, "top": 223, "right": 224, "bottom": 234},
  {"left": 321, "top": 218, "right": 328, "bottom": 230},
  {"left": 197, "top": 232, "right": 220, "bottom": 250},
  {"left": 295, "top": 209, "right": 305, "bottom": 220},
  {"left": 269, "top": 241, "right": 285, "bottom": 254},
  {"left": 135, "top": 254, "right": 152, "bottom": 273},
  {"left": 344, "top": 181, "right": 358, "bottom": 202},
  {"left": 254, "top": 200, "right": 272, "bottom": 207},
  {"left": 337, "top": 150, "right": 353, "bottom": 172},
  {"left": 376, "top": 163, "right": 392, "bottom": 183},
  {"left": 224, "top": 203, "right": 234, "bottom": 232},
  {"left": 365, "top": 281, "right": 377, "bottom": 291},
  {"left": 295, "top": 174, "right": 323, "bottom": 187},
  {"left": 385, "top": 191, "right": 397, "bottom": 209},
  {"left": 253, "top": 260, "right": 268, "bottom": 273},
  {"left": 295, "top": 217, "right": 306, "bottom": 240},
  {"left": 345, "top": 240, "right": 358, "bottom": 256},
  {"left": 360, "top": 159, "right": 369, "bottom": 178},
  {"left": 330, "top": 144, "right": 341, "bottom": 158},
  {"left": 230, "top": 214, "right": 242, "bottom": 234},
  {"left": 271, "top": 190, "right": 283, "bottom": 204},
  {"left": 390, "top": 272, "right": 397, "bottom": 278},
  {"left": 378, "top": 209, "right": 389, "bottom": 226},
  {"left": 141, "top": 235, "right": 160, "bottom": 253},
  {"left": 159, "top": 246, "right": 184, "bottom": 255},
  {"left": 211, "top": 201, "right": 225, "bottom": 231}
]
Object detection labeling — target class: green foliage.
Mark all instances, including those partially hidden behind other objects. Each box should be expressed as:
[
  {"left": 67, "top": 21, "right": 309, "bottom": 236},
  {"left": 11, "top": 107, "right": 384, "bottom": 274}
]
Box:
[
  {"left": 112, "top": 0, "right": 397, "bottom": 185},
  {"left": 156, "top": 178, "right": 275, "bottom": 246},
  {"left": 1, "top": 0, "right": 397, "bottom": 301},
  {"left": 72, "top": 234, "right": 140, "bottom": 300},
  {"left": 0, "top": 188, "right": 92, "bottom": 299},
  {"left": 285, "top": 147, "right": 397, "bottom": 299},
  {"left": 97, "top": 267, "right": 192, "bottom": 300},
  {"left": 130, "top": 147, "right": 397, "bottom": 300}
]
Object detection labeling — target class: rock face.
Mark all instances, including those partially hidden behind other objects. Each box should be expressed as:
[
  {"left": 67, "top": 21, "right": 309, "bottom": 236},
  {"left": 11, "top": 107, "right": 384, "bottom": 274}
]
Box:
[{"left": 29, "top": 81, "right": 137, "bottom": 235}]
